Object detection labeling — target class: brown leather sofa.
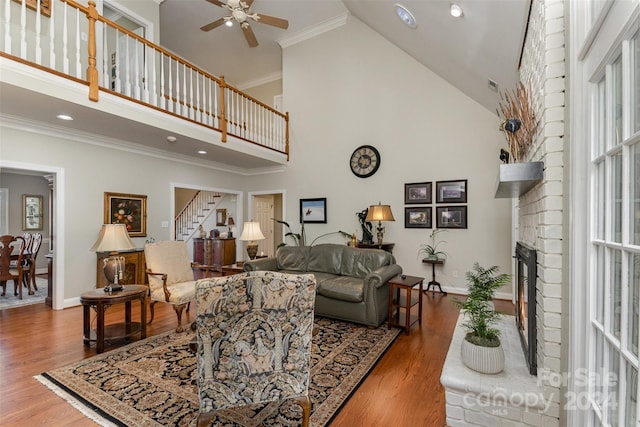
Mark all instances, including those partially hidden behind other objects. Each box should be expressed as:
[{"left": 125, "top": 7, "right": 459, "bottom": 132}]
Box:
[{"left": 243, "top": 243, "right": 402, "bottom": 326}]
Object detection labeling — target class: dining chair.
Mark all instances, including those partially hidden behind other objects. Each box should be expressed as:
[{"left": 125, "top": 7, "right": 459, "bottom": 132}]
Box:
[
  {"left": 26, "top": 233, "right": 43, "bottom": 293},
  {"left": 0, "top": 235, "right": 26, "bottom": 299},
  {"left": 194, "top": 271, "right": 316, "bottom": 427}
]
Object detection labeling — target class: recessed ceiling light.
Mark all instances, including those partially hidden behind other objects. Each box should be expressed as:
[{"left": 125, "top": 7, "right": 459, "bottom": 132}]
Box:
[
  {"left": 394, "top": 4, "right": 417, "bottom": 28},
  {"left": 56, "top": 114, "right": 73, "bottom": 121},
  {"left": 166, "top": 136, "right": 177, "bottom": 143},
  {"left": 225, "top": 20, "right": 233, "bottom": 27},
  {"left": 198, "top": 150, "right": 207, "bottom": 155},
  {"left": 450, "top": 3, "right": 464, "bottom": 18}
]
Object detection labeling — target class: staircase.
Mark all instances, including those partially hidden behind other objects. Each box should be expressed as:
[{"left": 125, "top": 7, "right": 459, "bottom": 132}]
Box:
[{"left": 175, "top": 191, "right": 220, "bottom": 240}]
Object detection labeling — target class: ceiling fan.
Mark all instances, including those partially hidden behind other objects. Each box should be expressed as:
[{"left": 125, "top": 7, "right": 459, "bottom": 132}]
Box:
[{"left": 201, "top": 0, "right": 289, "bottom": 48}]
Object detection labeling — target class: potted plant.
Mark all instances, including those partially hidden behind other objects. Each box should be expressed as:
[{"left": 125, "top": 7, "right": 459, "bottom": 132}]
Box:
[
  {"left": 418, "top": 229, "right": 448, "bottom": 260},
  {"left": 453, "top": 263, "right": 511, "bottom": 374}
]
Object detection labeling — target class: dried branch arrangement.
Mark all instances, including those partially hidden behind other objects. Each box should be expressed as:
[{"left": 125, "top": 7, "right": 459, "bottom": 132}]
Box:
[{"left": 497, "top": 81, "right": 538, "bottom": 162}]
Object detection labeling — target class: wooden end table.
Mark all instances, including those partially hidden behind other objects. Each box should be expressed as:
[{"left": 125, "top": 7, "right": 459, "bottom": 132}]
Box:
[
  {"left": 80, "top": 284, "right": 147, "bottom": 354},
  {"left": 388, "top": 275, "right": 424, "bottom": 335},
  {"left": 219, "top": 263, "right": 245, "bottom": 276}
]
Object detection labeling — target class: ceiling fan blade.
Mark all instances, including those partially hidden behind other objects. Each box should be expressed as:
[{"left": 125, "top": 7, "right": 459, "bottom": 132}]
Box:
[
  {"left": 254, "top": 13, "right": 289, "bottom": 29},
  {"left": 244, "top": 0, "right": 255, "bottom": 7},
  {"left": 242, "top": 24, "right": 258, "bottom": 48},
  {"left": 205, "top": 0, "right": 226, "bottom": 7},
  {"left": 200, "top": 18, "right": 226, "bottom": 32}
]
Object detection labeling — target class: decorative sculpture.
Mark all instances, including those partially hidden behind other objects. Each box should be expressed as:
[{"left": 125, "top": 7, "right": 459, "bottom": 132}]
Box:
[{"left": 356, "top": 208, "right": 374, "bottom": 244}]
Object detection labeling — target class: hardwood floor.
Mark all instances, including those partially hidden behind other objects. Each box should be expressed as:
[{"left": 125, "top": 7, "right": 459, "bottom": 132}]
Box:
[{"left": 0, "top": 290, "right": 514, "bottom": 426}]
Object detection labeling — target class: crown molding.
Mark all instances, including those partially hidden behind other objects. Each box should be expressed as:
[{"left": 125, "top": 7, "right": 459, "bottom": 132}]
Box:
[{"left": 278, "top": 12, "right": 350, "bottom": 49}]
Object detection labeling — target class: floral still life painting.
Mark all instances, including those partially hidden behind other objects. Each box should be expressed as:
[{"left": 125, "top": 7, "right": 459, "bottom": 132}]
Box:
[{"left": 104, "top": 192, "right": 147, "bottom": 237}]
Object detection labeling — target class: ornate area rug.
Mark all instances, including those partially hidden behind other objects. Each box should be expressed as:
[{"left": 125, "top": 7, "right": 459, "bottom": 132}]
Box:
[
  {"left": 0, "top": 277, "right": 47, "bottom": 310},
  {"left": 36, "top": 317, "right": 400, "bottom": 426}
]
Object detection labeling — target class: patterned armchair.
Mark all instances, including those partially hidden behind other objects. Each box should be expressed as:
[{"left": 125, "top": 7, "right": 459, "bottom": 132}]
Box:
[{"left": 195, "top": 271, "right": 316, "bottom": 427}]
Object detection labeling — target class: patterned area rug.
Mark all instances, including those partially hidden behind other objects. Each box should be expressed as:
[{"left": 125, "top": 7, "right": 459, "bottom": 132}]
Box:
[
  {"left": 0, "top": 277, "right": 47, "bottom": 310},
  {"left": 36, "top": 317, "right": 400, "bottom": 426}
]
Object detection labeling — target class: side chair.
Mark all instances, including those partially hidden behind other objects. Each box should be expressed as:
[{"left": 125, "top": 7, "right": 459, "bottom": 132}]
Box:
[
  {"left": 144, "top": 240, "right": 198, "bottom": 333},
  {"left": 194, "top": 271, "right": 316, "bottom": 427},
  {"left": 0, "top": 235, "right": 26, "bottom": 299}
]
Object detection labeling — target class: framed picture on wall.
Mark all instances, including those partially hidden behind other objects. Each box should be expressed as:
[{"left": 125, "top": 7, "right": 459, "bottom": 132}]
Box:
[
  {"left": 23, "top": 194, "right": 43, "bottom": 230},
  {"left": 404, "top": 182, "right": 432, "bottom": 204},
  {"left": 436, "top": 206, "right": 467, "bottom": 229},
  {"left": 436, "top": 179, "right": 467, "bottom": 204},
  {"left": 104, "top": 192, "right": 147, "bottom": 237},
  {"left": 404, "top": 206, "right": 432, "bottom": 228},
  {"left": 300, "top": 198, "right": 327, "bottom": 224}
]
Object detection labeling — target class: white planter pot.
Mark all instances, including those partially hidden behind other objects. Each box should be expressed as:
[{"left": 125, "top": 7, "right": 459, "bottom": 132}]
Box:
[{"left": 461, "top": 335, "right": 505, "bottom": 374}]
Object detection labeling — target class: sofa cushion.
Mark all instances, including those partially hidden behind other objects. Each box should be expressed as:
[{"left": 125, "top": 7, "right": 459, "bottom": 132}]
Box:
[
  {"left": 316, "top": 276, "right": 364, "bottom": 303},
  {"left": 340, "top": 246, "right": 392, "bottom": 278},
  {"left": 307, "top": 244, "right": 344, "bottom": 275},
  {"left": 276, "top": 246, "right": 310, "bottom": 272}
]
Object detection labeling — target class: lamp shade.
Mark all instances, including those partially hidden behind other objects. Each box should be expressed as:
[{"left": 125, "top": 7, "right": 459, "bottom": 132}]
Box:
[
  {"left": 239, "top": 221, "right": 265, "bottom": 241},
  {"left": 90, "top": 224, "right": 136, "bottom": 252},
  {"left": 227, "top": 216, "right": 235, "bottom": 226},
  {"left": 365, "top": 203, "right": 395, "bottom": 222}
]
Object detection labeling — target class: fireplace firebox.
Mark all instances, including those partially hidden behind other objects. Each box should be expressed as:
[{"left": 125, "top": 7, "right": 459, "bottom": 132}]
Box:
[{"left": 516, "top": 242, "right": 537, "bottom": 375}]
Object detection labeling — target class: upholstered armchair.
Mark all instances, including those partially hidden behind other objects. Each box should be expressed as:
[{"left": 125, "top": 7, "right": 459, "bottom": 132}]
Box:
[
  {"left": 144, "top": 240, "right": 198, "bottom": 333},
  {"left": 195, "top": 271, "right": 316, "bottom": 427}
]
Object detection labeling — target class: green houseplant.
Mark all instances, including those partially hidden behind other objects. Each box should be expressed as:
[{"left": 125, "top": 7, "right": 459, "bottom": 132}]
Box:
[
  {"left": 454, "top": 263, "right": 511, "bottom": 374},
  {"left": 418, "top": 229, "right": 448, "bottom": 260},
  {"left": 272, "top": 218, "right": 350, "bottom": 248}
]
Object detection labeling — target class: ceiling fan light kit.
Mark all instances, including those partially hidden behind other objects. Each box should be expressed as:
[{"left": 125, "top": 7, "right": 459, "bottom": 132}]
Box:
[
  {"left": 202, "top": 0, "right": 289, "bottom": 47},
  {"left": 394, "top": 3, "right": 417, "bottom": 28}
]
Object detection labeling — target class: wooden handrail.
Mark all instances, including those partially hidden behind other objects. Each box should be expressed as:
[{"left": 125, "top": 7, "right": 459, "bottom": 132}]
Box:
[{"left": 226, "top": 84, "right": 286, "bottom": 120}]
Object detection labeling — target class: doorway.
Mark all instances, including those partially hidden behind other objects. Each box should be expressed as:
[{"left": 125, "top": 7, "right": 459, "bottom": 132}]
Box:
[{"left": 248, "top": 190, "right": 285, "bottom": 257}]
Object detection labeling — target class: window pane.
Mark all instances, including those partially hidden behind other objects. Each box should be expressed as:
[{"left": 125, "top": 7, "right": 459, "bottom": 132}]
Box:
[
  {"left": 595, "top": 330, "right": 605, "bottom": 410},
  {"left": 607, "top": 345, "right": 620, "bottom": 427},
  {"left": 626, "top": 364, "right": 638, "bottom": 427},
  {"left": 596, "top": 161, "right": 605, "bottom": 240},
  {"left": 596, "top": 245, "right": 605, "bottom": 323},
  {"left": 633, "top": 144, "right": 640, "bottom": 245},
  {"left": 612, "top": 152, "right": 623, "bottom": 243},
  {"left": 631, "top": 253, "right": 640, "bottom": 356},
  {"left": 611, "top": 250, "right": 622, "bottom": 339},
  {"left": 634, "top": 31, "right": 640, "bottom": 134},
  {"left": 612, "top": 55, "right": 623, "bottom": 145},
  {"left": 595, "top": 79, "right": 606, "bottom": 156}
]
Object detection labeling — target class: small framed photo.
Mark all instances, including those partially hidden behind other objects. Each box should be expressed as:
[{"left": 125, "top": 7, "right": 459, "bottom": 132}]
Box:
[
  {"left": 404, "top": 182, "right": 432, "bottom": 204},
  {"left": 104, "top": 192, "right": 147, "bottom": 237},
  {"left": 436, "top": 179, "right": 467, "bottom": 204},
  {"left": 436, "top": 206, "right": 468, "bottom": 229},
  {"left": 404, "top": 206, "right": 432, "bottom": 228},
  {"left": 300, "top": 198, "right": 327, "bottom": 224},
  {"left": 23, "top": 194, "right": 43, "bottom": 230}
]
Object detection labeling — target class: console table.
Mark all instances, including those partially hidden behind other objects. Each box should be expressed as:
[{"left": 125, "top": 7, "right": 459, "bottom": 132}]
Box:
[
  {"left": 422, "top": 258, "right": 447, "bottom": 295},
  {"left": 80, "top": 284, "right": 147, "bottom": 353}
]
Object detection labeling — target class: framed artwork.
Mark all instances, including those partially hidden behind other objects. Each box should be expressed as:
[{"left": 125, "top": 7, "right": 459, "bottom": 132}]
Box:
[
  {"left": 404, "top": 206, "right": 432, "bottom": 229},
  {"left": 436, "top": 206, "right": 468, "bottom": 229},
  {"left": 216, "top": 208, "right": 227, "bottom": 226},
  {"left": 104, "top": 192, "right": 147, "bottom": 237},
  {"left": 300, "top": 198, "right": 327, "bottom": 224},
  {"left": 436, "top": 179, "right": 467, "bottom": 204},
  {"left": 23, "top": 194, "right": 43, "bottom": 230},
  {"left": 404, "top": 182, "right": 432, "bottom": 204},
  {"left": 12, "top": 0, "right": 51, "bottom": 17}
]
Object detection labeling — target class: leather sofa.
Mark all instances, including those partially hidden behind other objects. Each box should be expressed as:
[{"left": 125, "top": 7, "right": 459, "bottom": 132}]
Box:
[{"left": 243, "top": 243, "right": 402, "bottom": 326}]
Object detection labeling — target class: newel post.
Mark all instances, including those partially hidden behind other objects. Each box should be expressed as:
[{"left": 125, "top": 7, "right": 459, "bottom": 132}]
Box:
[
  {"left": 219, "top": 75, "right": 227, "bottom": 143},
  {"left": 86, "top": 1, "right": 99, "bottom": 101}
]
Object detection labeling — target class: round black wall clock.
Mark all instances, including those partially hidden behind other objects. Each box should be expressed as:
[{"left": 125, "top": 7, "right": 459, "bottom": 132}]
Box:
[{"left": 349, "top": 145, "right": 381, "bottom": 178}]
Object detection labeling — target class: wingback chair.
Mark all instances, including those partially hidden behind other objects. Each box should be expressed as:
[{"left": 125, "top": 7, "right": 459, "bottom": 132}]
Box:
[
  {"left": 195, "top": 271, "right": 316, "bottom": 427},
  {"left": 144, "top": 240, "right": 197, "bottom": 332},
  {"left": 0, "top": 235, "right": 26, "bottom": 299}
]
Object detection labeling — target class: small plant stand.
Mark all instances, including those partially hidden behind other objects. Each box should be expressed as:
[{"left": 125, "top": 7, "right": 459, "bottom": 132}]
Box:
[{"left": 422, "top": 258, "right": 447, "bottom": 295}]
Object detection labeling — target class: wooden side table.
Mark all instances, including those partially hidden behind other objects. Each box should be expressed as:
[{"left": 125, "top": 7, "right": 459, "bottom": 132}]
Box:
[
  {"left": 219, "top": 263, "right": 245, "bottom": 276},
  {"left": 388, "top": 275, "right": 424, "bottom": 335},
  {"left": 422, "top": 258, "right": 447, "bottom": 295},
  {"left": 80, "top": 284, "right": 147, "bottom": 354}
]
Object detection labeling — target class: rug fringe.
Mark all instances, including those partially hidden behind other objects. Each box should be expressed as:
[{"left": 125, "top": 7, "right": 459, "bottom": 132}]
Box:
[{"left": 34, "top": 375, "right": 119, "bottom": 427}]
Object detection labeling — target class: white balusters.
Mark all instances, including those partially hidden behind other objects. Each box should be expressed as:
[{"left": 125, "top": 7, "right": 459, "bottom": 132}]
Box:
[
  {"left": 34, "top": 0, "right": 41, "bottom": 64},
  {"left": 49, "top": 0, "right": 55, "bottom": 69},
  {"left": 74, "top": 8, "right": 80, "bottom": 78},
  {"left": 62, "top": 2, "right": 68, "bottom": 74},
  {"left": 19, "top": 0, "right": 26, "bottom": 58}
]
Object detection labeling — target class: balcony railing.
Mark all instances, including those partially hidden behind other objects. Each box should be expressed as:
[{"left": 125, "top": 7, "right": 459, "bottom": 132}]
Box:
[{"left": 0, "top": 0, "right": 289, "bottom": 158}]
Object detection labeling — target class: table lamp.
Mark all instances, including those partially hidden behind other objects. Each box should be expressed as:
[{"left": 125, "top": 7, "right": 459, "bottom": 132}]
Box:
[
  {"left": 239, "top": 221, "right": 265, "bottom": 259},
  {"left": 90, "top": 223, "right": 136, "bottom": 292},
  {"left": 365, "top": 202, "right": 395, "bottom": 247}
]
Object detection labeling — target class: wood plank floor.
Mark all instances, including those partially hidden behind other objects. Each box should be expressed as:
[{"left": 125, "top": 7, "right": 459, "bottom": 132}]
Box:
[{"left": 0, "top": 287, "right": 513, "bottom": 426}]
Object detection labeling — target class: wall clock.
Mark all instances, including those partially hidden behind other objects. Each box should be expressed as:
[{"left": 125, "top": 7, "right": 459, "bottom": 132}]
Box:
[{"left": 349, "top": 145, "right": 380, "bottom": 178}]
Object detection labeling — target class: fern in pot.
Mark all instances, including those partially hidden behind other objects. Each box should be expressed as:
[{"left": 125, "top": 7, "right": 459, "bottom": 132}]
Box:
[{"left": 454, "top": 263, "right": 511, "bottom": 374}]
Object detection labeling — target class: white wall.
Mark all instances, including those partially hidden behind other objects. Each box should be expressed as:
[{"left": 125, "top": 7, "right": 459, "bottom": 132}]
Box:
[
  {"left": 0, "top": 123, "right": 249, "bottom": 307},
  {"left": 247, "top": 16, "right": 513, "bottom": 294}
]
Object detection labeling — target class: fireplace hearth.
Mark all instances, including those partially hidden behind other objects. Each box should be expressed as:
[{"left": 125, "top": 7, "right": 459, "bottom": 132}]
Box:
[{"left": 516, "top": 242, "right": 537, "bottom": 375}]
